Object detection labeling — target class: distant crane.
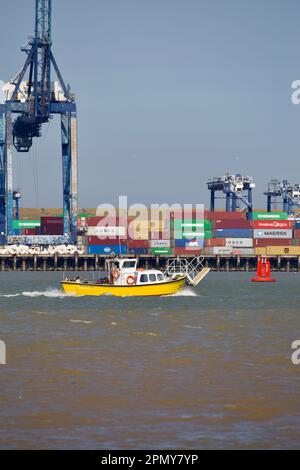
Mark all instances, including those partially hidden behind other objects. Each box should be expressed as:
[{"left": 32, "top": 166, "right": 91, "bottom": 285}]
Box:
[
  {"left": 0, "top": 0, "right": 78, "bottom": 244},
  {"left": 264, "top": 179, "right": 300, "bottom": 215},
  {"left": 207, "top": 173, "right": 255, "bottom": 219}
]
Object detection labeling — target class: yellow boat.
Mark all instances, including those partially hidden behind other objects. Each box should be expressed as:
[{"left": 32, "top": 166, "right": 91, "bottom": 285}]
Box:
[{"left": 61, "top": 258, "right": 187, "bottom": 297}]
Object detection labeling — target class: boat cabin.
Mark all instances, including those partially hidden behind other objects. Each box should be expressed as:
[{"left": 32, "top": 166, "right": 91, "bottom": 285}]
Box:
[{"left": 107, "top": 258, "right": 166, "bottom": 286}]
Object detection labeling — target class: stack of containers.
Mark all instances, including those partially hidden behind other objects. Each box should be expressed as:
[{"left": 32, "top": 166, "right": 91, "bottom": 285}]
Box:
[
  {"left": 149, "top": 217, "right": 172, "bottom": 256},
  {"left": 40, "top": 216, "right": 64, "bottom": 235},
  {"left": 204, "top": 211, "right": 253, "bottom": 255},
  {"left": 86, "top": 216, "right": 127, "bottom": 255},
  {"left": 171, "top": 212, "right": 210, "bottom": 255},
  {"left": 252, "top": 212, "right": 295, "bottom": 255},
  {"left": 13, "top": 220, "right": 41, "bottom": 236}
]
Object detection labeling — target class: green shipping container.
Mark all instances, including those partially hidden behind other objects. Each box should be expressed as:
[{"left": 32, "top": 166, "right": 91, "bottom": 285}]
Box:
[
  {"left": 151, "top": 248, "right": 172, "bottom": 255},
  {"left": 173, "top": 229, "right": 212, "bottom": 239},
  {"left": 252, "top": 212, "right": 288, "bottom": 221},
  {"left": 13, "top": 220, "right": 41, "bottom": 229}
]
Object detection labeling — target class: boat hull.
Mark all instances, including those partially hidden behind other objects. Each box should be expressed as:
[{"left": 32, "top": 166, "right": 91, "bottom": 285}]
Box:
[{"left": 61, "top": 276, "right": 186, "bottom": 297}]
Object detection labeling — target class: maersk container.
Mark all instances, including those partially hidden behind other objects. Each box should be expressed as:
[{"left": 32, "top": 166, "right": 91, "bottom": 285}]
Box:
[
  {"left": 213, "top": 229, "right": 253, "bottom": 238},
  {"left": 225, "top": 238, "right": 253, "bottom": 247},
  {"left": 253, "top": 229, "right": 292, "bottom": 239},
  {"left": 87, "top": 245, "right": 127, "bottom": 255},
  {"left": 252, "top": 212, "right": 288, "bottom": 221}
]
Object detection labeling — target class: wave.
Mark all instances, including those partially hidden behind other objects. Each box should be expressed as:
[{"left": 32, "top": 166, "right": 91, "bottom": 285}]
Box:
[
  {"left": 22, "top": 289, "right": 74, "bottom": 298},
  {"left": 0, "top": 293, "right": 20, "bottom": 298},
  {"left": 162, "top": 287, "right": 198, "bottom": 298}
]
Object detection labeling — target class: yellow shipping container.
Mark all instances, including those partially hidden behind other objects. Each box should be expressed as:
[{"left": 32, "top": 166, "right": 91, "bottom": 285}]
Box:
[
  {"left": 266, "top": 246, "right": 300, "bottom": 256},
  {"left": 255, "top": 248, "right": 267, "bottom": 255}
]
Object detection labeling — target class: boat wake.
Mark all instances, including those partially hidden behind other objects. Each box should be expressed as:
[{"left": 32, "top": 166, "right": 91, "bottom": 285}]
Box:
[
  {"left": 0, "top": 289, "right": 75, "bottom": 298},
  {"left": 162, "top": 287, "right": 198, "bottom": 297}
]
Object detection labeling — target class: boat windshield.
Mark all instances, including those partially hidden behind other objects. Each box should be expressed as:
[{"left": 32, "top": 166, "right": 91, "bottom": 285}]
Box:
[{"left": 122, "top": 261, "right": 136, "bottom": 269}]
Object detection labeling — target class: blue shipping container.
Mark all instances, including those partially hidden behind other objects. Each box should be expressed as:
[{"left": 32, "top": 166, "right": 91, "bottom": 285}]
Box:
[
  {"left": 88, "top": 245, "right": 127, "bottom": 255},
  {"left": 127, "top": 248, "right": 148, "bottom": 255},
  {"left": 175, "top": 239, "right": 204, "bottom": 247},
  {"left": 213, "top": 229, "right": 253, "bottom": 238},
  {"left": 294, "top": 221, "right": 300, "bottom": 229}
]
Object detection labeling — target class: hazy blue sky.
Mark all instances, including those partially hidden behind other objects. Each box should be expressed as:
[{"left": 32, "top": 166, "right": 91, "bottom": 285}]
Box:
[{"left": 1, "top": 0, "right": 300, "bottom": 209}]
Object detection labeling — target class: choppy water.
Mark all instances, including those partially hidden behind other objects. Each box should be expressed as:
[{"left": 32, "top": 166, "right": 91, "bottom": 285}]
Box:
[{"left": 0, "top": 271, "right": 299, "bottom": 449}]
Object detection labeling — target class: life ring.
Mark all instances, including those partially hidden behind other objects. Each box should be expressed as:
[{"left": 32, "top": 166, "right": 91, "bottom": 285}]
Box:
[
  {"left": 112, "top": 269, "right": 120, "bottom": 280},
  {"left": 126, "top": 275, "right": 135, "bottom": 286}
]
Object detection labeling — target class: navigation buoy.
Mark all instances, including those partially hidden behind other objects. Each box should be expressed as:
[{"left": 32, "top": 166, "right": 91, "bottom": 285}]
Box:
[{"left": 251, "top": 255, "right": 276, "bottom": 283}]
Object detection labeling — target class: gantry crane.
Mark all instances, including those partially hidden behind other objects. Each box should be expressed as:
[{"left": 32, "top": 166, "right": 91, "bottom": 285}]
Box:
[
  {"left": 207, "top": 173, "right": 255, "bottom": 219},
  {"left": 264, "top": 179, "right": 300, "bottom": 215},
  {"left": 0, "top": 0, "right": 78, "bottom": 244}
]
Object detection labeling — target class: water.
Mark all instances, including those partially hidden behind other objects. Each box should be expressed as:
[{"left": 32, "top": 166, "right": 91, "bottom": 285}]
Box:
[{"left": 0, "top": 271, "right": 299, "bottom": 449}]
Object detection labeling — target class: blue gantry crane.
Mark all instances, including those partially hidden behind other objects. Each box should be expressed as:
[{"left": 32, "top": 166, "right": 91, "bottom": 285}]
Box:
[
  {"left": 0, "top": 0, "right": 78, "bottom": 244},
  {"left": 207, "top": 173, "right": 255, "bottom": 219},
  {"left": 264, "top": 179, "right": 300, "bottom": 215}
]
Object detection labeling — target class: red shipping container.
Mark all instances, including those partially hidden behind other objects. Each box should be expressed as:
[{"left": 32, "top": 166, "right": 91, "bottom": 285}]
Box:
[
  {"left": 204, "top": 238, "right": 226, "bottom": 247},
  {"left": 126, "top": 239, "right": 149, "bottom": 248},
  {"left": 253, "top": 220, "right": 293, "bottom": 229},
  {"left": 173, "top": 248, "right": 202, "bottom": 256},
  {"left": 87, "top": 236, "right": 127, "bottom": 246},
  {"left": 205, "top": 211, "right": 245, "bottom": 221},
  {"left": 294, "top": 229, "right": 300, "bottom": 239},
  {"left": 41, "top": 216, "right": 63, "bottom": 224},
  {"left": 213, "top": 219, "right": 252, "bottom": 229},
  {"left": 21, "top": 228, "right": 36, "bottom": 235},
  {"left": 254, "top": 239, "right": 293, "bottom": 247},
  {"left": 87, "top": 216, "right": 128, "bottom": 227}
]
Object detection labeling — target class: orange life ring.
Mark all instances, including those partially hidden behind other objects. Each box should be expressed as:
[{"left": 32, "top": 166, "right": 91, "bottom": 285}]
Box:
[
  {"left": 112, "top": 269, "right": 120, "bottom": 280},
  {"left": 126, "top": 275, "right": 135, "bottom": 286}
]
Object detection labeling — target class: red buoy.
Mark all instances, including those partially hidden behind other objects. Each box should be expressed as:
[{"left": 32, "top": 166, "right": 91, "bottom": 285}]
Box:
[{"left": 251, "top": 255, "right": 276, "bottom": 283}]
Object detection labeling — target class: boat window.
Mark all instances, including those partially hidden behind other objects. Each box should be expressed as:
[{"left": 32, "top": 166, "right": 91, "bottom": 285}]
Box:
[
  {"left": 140, "top": 274, "right": 148, "bottom": 283},
  {"left": 122, "top": 261, "right": 136, "bottom": 268},
  {"left": 157, "top": 274, "right": 164, "bottom": 281},
  {"left": 149, "top": 274, "right": 156, "bottom": 282}
]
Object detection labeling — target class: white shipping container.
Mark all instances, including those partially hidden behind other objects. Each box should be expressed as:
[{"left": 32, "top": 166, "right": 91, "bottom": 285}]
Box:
[
  {"left": 212, "top": 247, "right": 233, "bottom": 255},
  {"left": 225, "top": 238, "right": 253, "bottom": 247},
  {"left": 253, "top": 229, "right": 292, "bottom": 239},
  {"left": 232, "top": 248, "right": 255, "bottom": 255},
  {"left": 87, "top": 226, "right": 126, "bottom": 237},
  {"left": 150, "top": 240, "right": 171, "bottom": 248}
]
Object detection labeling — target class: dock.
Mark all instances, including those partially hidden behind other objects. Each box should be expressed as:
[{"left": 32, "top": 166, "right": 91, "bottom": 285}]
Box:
[{"left": 0, "top": 254, "right": 300, "bottom": 272}]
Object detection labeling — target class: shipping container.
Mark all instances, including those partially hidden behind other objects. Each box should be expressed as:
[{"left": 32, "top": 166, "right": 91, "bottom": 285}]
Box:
[
  {"left": 87, "top": 226, "right": 126, "bottom": 237},
  {"left": 13, "top": 220, "right": 41, "bottom": 229},
  {"left": 126, "top": 239, "right": 149, "bottom": 248},
  {"left": 175, "top": 239, "right": 204, "bottom": 248},
  {"left": 252, "top": 220, "right": 293, "bottom": 229},
  {"left": 151, "top": 248, "right": 173, "bottom": 255},
  {"left": 294, "top": 221, "right": 300, "bottom": 229},
  {"left": 255, "top": 248, "right": 267, "bottom": 255},
  {"left": 252, "top": 212, "right": 288, "bottom": 221},
  {"left": 204, "top": 211, "right": 245, "bottom": 221},
  {"left": 204, "top": 238, "right": 226, "bottom": 247},
  {"left": 253, "top": 229, "right": 292, "bottom": 239},
  {"left": 173, "top": 247, "right": 202, "bottom": 256},
  {"left": 293, "top": 229, "right": 300, "bottom": 239},
  {"left": 266, "top": 246, "right": 300, "bottom": 256},
  {"left": 213, "top": 219, "right": 252, "bottom": 229},
  {"left": 205, "top": 247, "right": 233, "bottom": 255},
  {"left": 225, "top": 238, "right": 253, "bottom": 247},
  {"left": 254, "top": 238, "right": 293, "bottom": 247},
  {"left": 87, "top": 245, "right": 127, "bottom": 255},
  {"left": 87, "top": 236, "right": 127, "bottom": 246},
  {"left": 150, "top": 240, "right": 171, "bottom": 248},
  {"left": 292, "top": 239, "right": 300, "bottom": 246},
  {"left": 127, "top": 248, "right": 148, "bottom": 255},
  {"left": 213, "top": 228, "right": 253, "bottom": 238},
  {"left": 21, "top": 228, "right": 37, "bottom": 236},
  {"left": 232, "top": 248, "right": 255, "bottom": 255}
]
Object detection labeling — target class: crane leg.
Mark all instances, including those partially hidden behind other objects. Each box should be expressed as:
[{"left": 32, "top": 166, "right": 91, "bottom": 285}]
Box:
[
  {"left": 5, "top": 110, "right": 13, "bottom": 236},
  {"left": 0, "top": 111, "right": 5, "bottom": 236}
]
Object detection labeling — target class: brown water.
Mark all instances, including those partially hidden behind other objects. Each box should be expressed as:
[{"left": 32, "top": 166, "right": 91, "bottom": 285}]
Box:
[{"left": 0, "top": 271, "right": 299, "bottom": 449}]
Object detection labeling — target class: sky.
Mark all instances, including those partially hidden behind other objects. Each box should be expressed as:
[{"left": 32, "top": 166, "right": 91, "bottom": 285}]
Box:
[{"left": 0, "top": 0, "right": 300, "bottom": 210}]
